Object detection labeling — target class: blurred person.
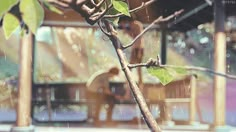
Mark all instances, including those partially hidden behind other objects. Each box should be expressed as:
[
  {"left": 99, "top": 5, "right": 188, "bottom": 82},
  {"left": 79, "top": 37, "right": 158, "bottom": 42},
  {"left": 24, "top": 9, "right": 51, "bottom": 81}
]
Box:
[
  {"left": 118, "top": 16, "right": 144, "bottom": 89},
  {"left": 86, "top": 66, "right": 120, "bottom": 125}
]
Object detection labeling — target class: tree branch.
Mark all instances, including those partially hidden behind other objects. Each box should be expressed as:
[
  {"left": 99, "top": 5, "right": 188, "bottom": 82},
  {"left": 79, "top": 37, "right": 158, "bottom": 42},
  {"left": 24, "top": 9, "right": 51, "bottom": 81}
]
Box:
[
  {"left": 128, "top": 58, "right": 236, "bottom": 80},
  {"left": 102, "top": 20, "right": 161, "bottom": 132},
  {"left": 104, "top": 0, "right": 157, "bottom": 18},
  {"left": 98, "top": 20, "right": 112, "bottom": 36},
  {"left": 122, "top": 9, "right": 184, "bottom": 50}
]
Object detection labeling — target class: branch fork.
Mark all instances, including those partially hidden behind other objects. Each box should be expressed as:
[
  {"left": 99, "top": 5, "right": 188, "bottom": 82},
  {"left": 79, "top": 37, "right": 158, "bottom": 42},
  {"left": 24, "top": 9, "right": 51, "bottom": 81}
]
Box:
[{"left": 122, "top": 9, "right": 184, "bottom": 50}]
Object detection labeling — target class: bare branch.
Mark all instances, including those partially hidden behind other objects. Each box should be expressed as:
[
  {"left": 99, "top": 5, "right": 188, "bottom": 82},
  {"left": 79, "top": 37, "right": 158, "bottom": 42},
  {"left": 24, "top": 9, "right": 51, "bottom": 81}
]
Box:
[
  {"left": 102, "top": 20, "right": 161, "bottom": 132},
  {"left": 104, "top": 0, "right": 157, "bottom": 18},
  {"left": 90, "top": 0, "right": 106, "bottom": 8},
  {"left": 160, "top": 9, "right": 184, "bottom": 21},
  {"left": 89, "top": 0, "right": 107, "bottom": 15},
  {"left": 98, "top": 20, "right": 112, "bottom": 36},
  {"left": 89, "top": 1, "right": 113, "bottom": 22},
  {"left": 122, "top": 9, "right": 184, "bottom": 50},
  {"left": 128, "top": 58, "right": 236, "bottom": 80}
]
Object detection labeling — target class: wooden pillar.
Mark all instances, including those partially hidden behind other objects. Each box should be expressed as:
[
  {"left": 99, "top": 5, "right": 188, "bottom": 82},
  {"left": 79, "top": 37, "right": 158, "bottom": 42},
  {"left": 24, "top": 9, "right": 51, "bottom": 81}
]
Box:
[
  {"left": 30, "top": 34, "right": 36, "bottom": 121},
  {"left": 160, "top": 27, "right": 167, "bottom": 64},
  {"left": 16, "top": 33, "right": 33, "bottom": 127},
  {"left": 163, "top": 101, "right": 175, "bottom": 126},
  {"left": 214, "top": 0, "right": 226, "bottom": 127},
  {"left": 164, "top": 102, "right": 171, "bottom": 121},
  {"left": 189, "top": 75, "right": 198, "bottom": 125}
]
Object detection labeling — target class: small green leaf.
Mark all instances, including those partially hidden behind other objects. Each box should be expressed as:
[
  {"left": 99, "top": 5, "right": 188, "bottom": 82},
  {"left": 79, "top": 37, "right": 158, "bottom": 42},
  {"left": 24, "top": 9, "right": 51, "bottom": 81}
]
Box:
[
  {"left": 106, "top": 8, "right": 120, "bottom": 25},
  {"left": 112, "top": 0, "right": 130, "bottom": 16},
  {"left": 3, "top": 13, "right": 20, "bottom": 39},
  {"left": 0, "top": 0, "right": 19, "bottom": 19},
  {"left": 148, "top": 67, "right": 174, "bottom": 85},
  {"left": 20, "top": 0, "right": 44, "bottom": 34},
  {"left": 172, "top": 67, "right": 187, "bottom": 74},
  {"left": 43, "top": 1, "right": 63, "bottom": 15}
]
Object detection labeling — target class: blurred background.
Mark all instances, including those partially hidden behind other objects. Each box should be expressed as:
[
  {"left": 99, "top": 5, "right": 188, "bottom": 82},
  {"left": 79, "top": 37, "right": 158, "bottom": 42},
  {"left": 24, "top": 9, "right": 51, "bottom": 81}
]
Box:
[{"left": 0, "top": 0, "right": 236, "bottom": 129}]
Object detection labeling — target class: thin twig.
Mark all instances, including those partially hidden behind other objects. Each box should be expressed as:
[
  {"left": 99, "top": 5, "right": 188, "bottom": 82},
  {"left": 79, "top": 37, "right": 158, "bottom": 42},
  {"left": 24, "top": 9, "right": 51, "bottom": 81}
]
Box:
[
  {"left": 128, "top": 58, "right": 236, "bottom": 80},
  {"left": 122, "top": 9, "right": 184, "bottom": 50},
  {"left": 98, "top": 20, "right": 112, "bottom": 36},
  {"left": 104, "top": 0, "right": 157, "bottom": 18},
  {"left": 162, "top": 65, "right": 236, "bottom": 80}
]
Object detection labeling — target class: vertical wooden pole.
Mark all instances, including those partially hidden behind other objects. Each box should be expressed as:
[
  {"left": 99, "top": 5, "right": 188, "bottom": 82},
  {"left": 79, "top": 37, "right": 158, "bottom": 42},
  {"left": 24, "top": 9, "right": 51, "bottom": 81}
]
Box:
[
  {"left": 161, "top": 27, "right": 167, "bottom": 64},
  {"left": 214, "top": 0, "right": 226, "bottom": 127},
  {"left": 16, "top": 33, "right": 33, "bottom": 127},
  {"left": 30, "top": 35, "right": 35, "bottom": 121},
  {"left": 189, "top": 75, "right": 197, "bottom": 125},
  {"left": 163, "top": 101, "right": 174, "bottom": 126}
]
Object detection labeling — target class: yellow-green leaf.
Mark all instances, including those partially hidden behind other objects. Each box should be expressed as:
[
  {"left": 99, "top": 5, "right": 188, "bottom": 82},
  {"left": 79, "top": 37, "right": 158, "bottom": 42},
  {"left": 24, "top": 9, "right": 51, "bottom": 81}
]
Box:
[
  {"left": 3, "top": 13, "right": 20, "bottom": 39},
  {"left": 0, "top": 0, "right": 19, "bottom": 19},
  {"left": 20, "top": 0, "right": 44, "bottom": 34},
  {"left": 172, "top": 67, "right": 187, "bottom": 74},
  {"left": 112, "top": 0, "right": 130, "bottom": 16},
  {"left": 42, "top": 0, "right": 63, "bottom": 15},
  {"left": 148, "top": 67, "right": 174, "bottom": 85},
  {"left": 106, "top": 8, "right": 120, "bottom": 25}
]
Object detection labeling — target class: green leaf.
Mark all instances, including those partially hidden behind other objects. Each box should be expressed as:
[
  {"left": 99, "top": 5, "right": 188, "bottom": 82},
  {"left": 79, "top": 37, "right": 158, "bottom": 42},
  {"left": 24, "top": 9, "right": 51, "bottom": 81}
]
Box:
[
  {"left": 106, "top": 8, "right": 120, "bottom": 25},
  {"left": 112, "top": 0, "right": 130, "bottom": 16},
  {"left": 172, "top": 67, "right": 187, "bottom": 74},
  {"left": 0, "top": 0, "right": 19, "bottom": 19},
  {"left": 20, "top": 0, "right": 44, "bottom": 34},
  {"left": 3, "top": 13, "right": 20, "bottom": 39},
  {"left": 147, "top": 67, "right": 174, "bottom": 85},
  {"left": 42, "top": 1, "right": 63, "bottom": 15}
]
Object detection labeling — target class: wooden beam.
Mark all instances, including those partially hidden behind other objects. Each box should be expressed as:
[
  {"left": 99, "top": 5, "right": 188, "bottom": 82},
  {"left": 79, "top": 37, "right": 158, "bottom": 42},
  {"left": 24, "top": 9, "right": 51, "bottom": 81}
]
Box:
[{"left": 43, "top": 8, "right": 85, "bottom": 26}]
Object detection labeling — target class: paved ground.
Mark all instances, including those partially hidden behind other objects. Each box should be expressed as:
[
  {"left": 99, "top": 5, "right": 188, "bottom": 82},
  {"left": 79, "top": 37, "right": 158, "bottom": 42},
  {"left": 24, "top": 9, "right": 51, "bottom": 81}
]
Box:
[
  {"left": 2, "top": 121, "right": 236, "bottom": 132},
  {"left": 0, "top": 125, "right": 149, "bottom": 132},
  {"left": 0, "top": 123, "right": 231, "bottom": 132}
]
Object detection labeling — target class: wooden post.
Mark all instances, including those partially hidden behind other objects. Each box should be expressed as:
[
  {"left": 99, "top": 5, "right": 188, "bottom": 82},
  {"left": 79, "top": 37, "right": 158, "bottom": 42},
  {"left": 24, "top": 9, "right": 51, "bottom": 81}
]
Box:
[
  {"left": 163, "top": 101, "right": 175, "bottom": 126},
  {"left": 160, "top": 27, "right": 167, "bottom": 64},
  {"left": 214, "top": 0, "right": 226, "bottom": 127},
  {"left": 16, "top": 33, "right": 33, "bottom": 127},
  {"left": 30, "top": 35, "right": 35, "bottom": 121},
  {"left": 189, "top": 75, "right": 198, "bottom": 125}
]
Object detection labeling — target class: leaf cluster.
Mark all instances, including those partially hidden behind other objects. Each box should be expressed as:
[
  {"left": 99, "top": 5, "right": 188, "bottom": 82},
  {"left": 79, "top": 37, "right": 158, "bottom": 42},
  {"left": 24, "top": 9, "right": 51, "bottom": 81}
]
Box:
[
  {"left": 0, "top": 0, "right": 130, "bottom": 39},
  {"left": 0, "top": 0, "right": 44, "bottom": 38}
]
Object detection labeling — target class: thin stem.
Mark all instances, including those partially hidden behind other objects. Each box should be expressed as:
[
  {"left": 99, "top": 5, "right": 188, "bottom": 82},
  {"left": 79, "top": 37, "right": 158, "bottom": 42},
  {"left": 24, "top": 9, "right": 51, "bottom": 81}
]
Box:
[
  {"left": 128, "top": 59, "right": 236, "bottom": 80},
  {"left": 103, "top": 20, "right": 161, "bottom": 132},
  {"left": 122, "top": 9, "right": 184, "bottom": 50},
  {"left": 162, "top": 65, "right": 236, "bottom": 80},
  {"left": 98, "top": 20, "right": 112, "bottom": 36},
  {"left": 104, "top": 0, "right": 157, "bottom": 18}
]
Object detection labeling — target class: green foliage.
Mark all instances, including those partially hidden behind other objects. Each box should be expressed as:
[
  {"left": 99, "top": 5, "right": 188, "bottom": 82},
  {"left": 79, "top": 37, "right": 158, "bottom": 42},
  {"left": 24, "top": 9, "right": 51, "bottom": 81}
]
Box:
[
  {"left": 42, "top": 0, "right": 63, "bottom": 15},
  {"left": 3, "top": 13, "right": 20, "bottom": 39},
  {"left": 20, "top": 0, "right": 44, "bottom": 34},
  {"left": 0, "top": 0, "right": 19, "bottom": 19},
  {"left": 112, "top": 0, "right": 130, "bottom": 16},
  {"left": 106, "top": 8, "right": 120, "bottom": 25},
  {"left": 148, "top": 67, "right": 174, "bottom": 85},
  {"left": 172, "top": 67, "right": 188, "bottom": 74},
  {"left": 0, "top": 0, "right": 132, "bottom": 38},
  {"left": 147, "top": 67, "right": 187, "bottom": 85},
  {"left": 0, "top": 0, "right": 44, "bottom": 38}
]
